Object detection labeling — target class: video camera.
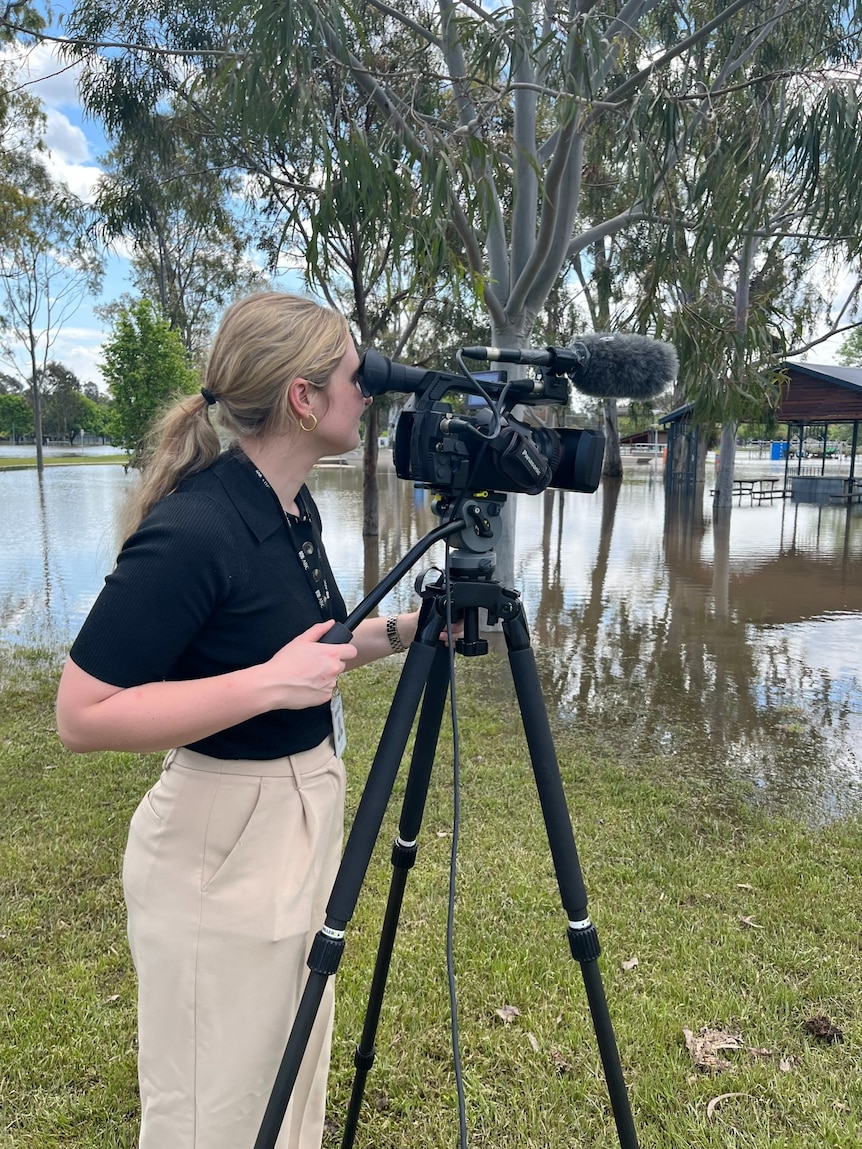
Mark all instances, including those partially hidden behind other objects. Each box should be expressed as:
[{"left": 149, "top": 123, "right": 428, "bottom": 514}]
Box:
[{"left": 357, "top": 347, "right": 605, "bottom": 498}]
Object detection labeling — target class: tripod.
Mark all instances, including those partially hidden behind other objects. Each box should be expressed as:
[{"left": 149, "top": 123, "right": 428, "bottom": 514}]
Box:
[{"left": 254, "top": 494, "right": 639, "bottom": 1149}]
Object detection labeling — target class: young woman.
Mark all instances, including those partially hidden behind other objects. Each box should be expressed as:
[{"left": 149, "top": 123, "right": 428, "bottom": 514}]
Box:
[{"left": 56, "top": 292, "right": 420, "bottom": 1149}]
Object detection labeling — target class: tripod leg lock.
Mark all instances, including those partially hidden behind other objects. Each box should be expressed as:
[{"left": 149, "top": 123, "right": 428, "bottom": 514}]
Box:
[
  {"left": 391, "top": 836, "right": 418, "bottom": 870},
  {"left": 353, "top": 1045, "right": 375, "bottom": 1072},
  {"left": 307, "top": 928, "right": 346, "bottom": 976},
  {"left": 567, "top": 920, "right": 602, "bottom": 964}
]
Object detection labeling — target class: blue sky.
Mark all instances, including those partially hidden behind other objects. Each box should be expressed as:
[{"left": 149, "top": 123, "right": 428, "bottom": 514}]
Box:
[
  {"left": 3, "top": 26, "right": 130, "bottom": 387},
  {"left": 3, "top": 10, "right": 856, "bottom": 392},
  {"left": 3, "top": 9, "right": 297, "bottom": 389}
]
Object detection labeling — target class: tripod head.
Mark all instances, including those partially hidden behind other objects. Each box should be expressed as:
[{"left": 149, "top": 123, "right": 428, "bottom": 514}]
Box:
[
  {"left": 411, "top": 490, "right": 527, "bottom": 658},
  {"left": 427, "top": 490, "right": 504, "bottom": 578}
]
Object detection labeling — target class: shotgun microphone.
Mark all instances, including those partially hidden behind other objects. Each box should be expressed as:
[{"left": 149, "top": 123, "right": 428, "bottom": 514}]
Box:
[{"left": 461, "top": 333, "right": 678, "bottom": 400}]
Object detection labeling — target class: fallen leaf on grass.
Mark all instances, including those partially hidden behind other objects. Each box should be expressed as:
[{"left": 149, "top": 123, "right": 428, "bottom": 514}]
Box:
[
  {"left": 550, "top": 1046, "right": 571, "bottom": 1075},
  {"left": 779, "top": 1057, "right": 796, "bottom": 1072},
  {"left": 706, "top": 1092, "right": 753, "bottom": 1120},
  {"left": 683, "top": 1027, "right": 744, "bottom": 1072},
  {"left": 802, "top": 1015, "right": 844, "bottom": 1043},
  {"left": 684, "top": 1026, "right": 785, "bottom": 1073},
  {"left": 495, "top": 1004, "right": 520, "bottom": 1024},
  {"left": 526, "top": 1032, "right": 539, "bottom": 1052},
  {"left": 738, "top": 916, "right": 764, "bottom": 929},
  {"left": 621, "top": 957, "right": 639, "bottom": 971}
]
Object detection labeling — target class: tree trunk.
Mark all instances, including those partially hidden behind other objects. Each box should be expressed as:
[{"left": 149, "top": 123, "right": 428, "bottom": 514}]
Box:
[
  {"left": 488, "top": 321, "right": 534, "bottom": 590},
  {"left": 601, "top": 398, "right": 623, "bottom": 478},
  {"left": 362, "top": 404, "right": 380, "bottom": 537},
  {"left": 712, "top": 421, "right": 738, "bottom": 508},
  {"left": 31, "top": 372, "right": 44, "bottom": 475}
]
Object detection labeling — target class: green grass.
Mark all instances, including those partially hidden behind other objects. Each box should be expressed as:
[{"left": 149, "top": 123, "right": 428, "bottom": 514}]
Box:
[
  {"left": 0, "top": 454, "right": 127, "bottom": 470},
  {"left": 1, "top": 646, "right": 860, "bottom": 1147}
]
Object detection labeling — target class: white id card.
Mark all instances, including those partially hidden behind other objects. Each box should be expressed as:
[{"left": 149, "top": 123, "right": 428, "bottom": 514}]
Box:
[{"left": 331, "top": 687, "right": 347, "bottom": 757}]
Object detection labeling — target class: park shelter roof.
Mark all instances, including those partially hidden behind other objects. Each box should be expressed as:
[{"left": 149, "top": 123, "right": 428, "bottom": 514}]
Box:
[
  {"left": 777, "top": 362, "right": 862, "bottom": 422},
  {"left": 657, "top": 402, "right": 694, "bottom": 426}
]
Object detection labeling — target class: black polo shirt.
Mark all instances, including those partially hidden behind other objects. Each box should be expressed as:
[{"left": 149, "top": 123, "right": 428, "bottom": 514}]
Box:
[{"left": 70, "top": 449, "right": 348, "bottom": 759}]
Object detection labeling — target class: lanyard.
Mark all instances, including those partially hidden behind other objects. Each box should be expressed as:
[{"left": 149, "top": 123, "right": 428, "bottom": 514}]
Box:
[{"left": 246, "top": 459, "right": 334, "bottom": 621}]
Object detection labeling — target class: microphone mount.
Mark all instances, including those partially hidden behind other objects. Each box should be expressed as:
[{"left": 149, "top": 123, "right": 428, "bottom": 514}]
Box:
[{"left": 461, "top": 343, "right": 591, "bottom": 376}]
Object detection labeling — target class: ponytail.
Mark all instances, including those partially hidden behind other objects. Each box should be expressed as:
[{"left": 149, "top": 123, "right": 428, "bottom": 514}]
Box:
[
  {"left": 120, "top": 292, "right": 351, "bottom": 541},
  {"left": 121, "top": 393, "right": 221, "bottom": 541}
]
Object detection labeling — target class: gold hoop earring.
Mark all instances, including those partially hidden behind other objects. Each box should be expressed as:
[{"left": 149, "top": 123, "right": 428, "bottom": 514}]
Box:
[{"left": 299, "top": 413, "right": 318, "bottom": 432}]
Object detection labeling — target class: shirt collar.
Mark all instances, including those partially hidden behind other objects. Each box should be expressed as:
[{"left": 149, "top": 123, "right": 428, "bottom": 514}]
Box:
[{"left": 211, "top": 449, "right": 288, "bottom": 543}]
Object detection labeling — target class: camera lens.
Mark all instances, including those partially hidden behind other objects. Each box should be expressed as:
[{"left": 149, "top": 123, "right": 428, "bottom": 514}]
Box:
[{"left": 531, "top": 428, "right": 604, "bottom": 493}]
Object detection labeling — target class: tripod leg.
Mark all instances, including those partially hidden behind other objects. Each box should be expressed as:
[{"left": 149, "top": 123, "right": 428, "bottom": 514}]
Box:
[
  {"left": 502, "top": 610, "right": 640, "bottom": 1149},
  {"left": 342, "top": 642, "right": 451, "bottom": 1149},
  {"left": 255, "top": 610, "right": 445, "bottom": 1149}
]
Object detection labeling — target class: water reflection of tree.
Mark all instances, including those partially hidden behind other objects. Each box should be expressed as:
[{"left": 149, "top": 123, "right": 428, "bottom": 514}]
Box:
[
  {"left": 345, "top": 469, "right": 860, "bottom": 814},
  {"left": 659, "top": 498, "right": 764, "bottom": 743},
  {"left": 374, "top": 470, "right": 439, "bottom": 589},
  {"left": 38, "top": 474, "right": 53, "bottom": 616},
  {"left": 530, "top": 487, "right": 858, "bottom": 816},
  {"left": 526, "top": 480, "right": 625, "bottom": 714}
]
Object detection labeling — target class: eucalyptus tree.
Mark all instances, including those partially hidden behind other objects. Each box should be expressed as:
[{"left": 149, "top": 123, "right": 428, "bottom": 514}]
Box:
[
  {"left": 203, "top": 1, "right": 861, "bottom": 342},
  {"left": 248, "top": 44, "right": 471, "bottom": 535},
  {"left": 634, "top": 66, "right": 862, "bottom": 504},
  {"left": 96, "top": 127, "right": 267, "bottom": 361},
  {"left": 55, "top": 0, "right": 862, "bottom": 532},
  {"left": 565, "top": 8, "right": 862, "bottom": 490},
  {"left": 837, "top": 324, "right": 862, "bottom": 366},
  {"left": 57, "top": 2, "right": 465, "bottom": 531},
  {"left": 1, "top": 12, "right": 50, "bottom": 273},
  {"left": 0, "top": 156, "right": 102, "bottom": 472}
]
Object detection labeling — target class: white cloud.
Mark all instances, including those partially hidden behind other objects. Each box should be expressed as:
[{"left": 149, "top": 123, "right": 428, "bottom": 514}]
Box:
[
  {"left": 43, "top": 107, "right": 90, "bottom": 162},
  {"left": 52, "top": 324, "right": 107, "bottom": 389},
  {"left": 3, "top": 41, "right": 104, "bottom": 202},
  {"left": 38, "top": 107, "right": 103, "bottom": 201},
  {"left": 43, "top": 149, "right": 102, "bottom": 202},
  {"left": 2, "top": 39, "right": 84, "bottom": 109}
]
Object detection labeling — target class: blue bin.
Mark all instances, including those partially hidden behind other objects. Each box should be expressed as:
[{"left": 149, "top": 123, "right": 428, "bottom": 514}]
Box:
[{"left": 770, "top": 441, "right": 786, "bottom": 460}]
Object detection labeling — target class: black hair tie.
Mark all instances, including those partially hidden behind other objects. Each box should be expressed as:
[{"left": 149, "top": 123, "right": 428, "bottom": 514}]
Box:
[{"left": 200, "top": 387, "right": 217, "bottom": 406}]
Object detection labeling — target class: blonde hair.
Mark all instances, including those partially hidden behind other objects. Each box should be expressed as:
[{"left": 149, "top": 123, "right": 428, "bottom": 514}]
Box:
[{"left": 123, "top": 292, "right": 352, "bottom": 538}]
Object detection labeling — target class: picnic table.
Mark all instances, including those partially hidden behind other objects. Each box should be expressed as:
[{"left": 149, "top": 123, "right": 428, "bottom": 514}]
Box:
[
  {"left": 731, "top": 477, "right": 785, "bottom": 502},
  {"left": 828, "top": 477, "right": 862, "bottom": 505}
]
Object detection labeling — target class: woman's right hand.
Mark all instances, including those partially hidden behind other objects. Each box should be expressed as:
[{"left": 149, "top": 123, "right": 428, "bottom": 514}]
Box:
[
  {"left": 265, "top": 620, "right": 358, "bottom": 709},
  {"left": 56, "top": 620, "right": 358, "bottom": 754}
]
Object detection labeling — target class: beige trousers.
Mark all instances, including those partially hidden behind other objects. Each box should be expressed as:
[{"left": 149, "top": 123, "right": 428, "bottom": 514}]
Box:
[{"left": 122, "top": 738, "right": 345, "bottom": 1149}]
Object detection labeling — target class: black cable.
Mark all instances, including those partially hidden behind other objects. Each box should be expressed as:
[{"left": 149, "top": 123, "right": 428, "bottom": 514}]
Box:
[{"left": 440, "top": 542, "right": 469, "bottom": 1149}]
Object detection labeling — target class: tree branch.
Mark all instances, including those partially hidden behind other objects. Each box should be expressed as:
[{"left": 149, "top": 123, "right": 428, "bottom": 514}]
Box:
[
  {"left": 1, "top": 19, "right": 237, "bottom": 59},
  {"left": 584, "top": 0, "right": 757, "bottom": 131}
]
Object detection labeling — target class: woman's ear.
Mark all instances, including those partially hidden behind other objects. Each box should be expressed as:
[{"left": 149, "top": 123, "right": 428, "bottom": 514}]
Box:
[{"left": 287, "top": 378, "right": 315, "bottom": 420}]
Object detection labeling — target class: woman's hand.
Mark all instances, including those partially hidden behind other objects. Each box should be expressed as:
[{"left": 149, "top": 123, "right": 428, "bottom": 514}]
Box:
[
  {"left": 56, "top": 619, "right": 358, "bottom": 754},
  {"left": 264, "top": 620, "right": 357, "bottom": 709}
]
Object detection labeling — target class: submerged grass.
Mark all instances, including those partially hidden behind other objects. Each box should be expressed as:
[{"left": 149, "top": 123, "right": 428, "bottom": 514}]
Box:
[{"left": 1, "top": 646, "right": 860, "bottom": 1147}]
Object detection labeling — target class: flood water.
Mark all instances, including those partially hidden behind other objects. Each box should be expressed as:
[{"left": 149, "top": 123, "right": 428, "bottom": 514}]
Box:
[{"left": 2, "top": 447, "right": 860, "bottom": 821}]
